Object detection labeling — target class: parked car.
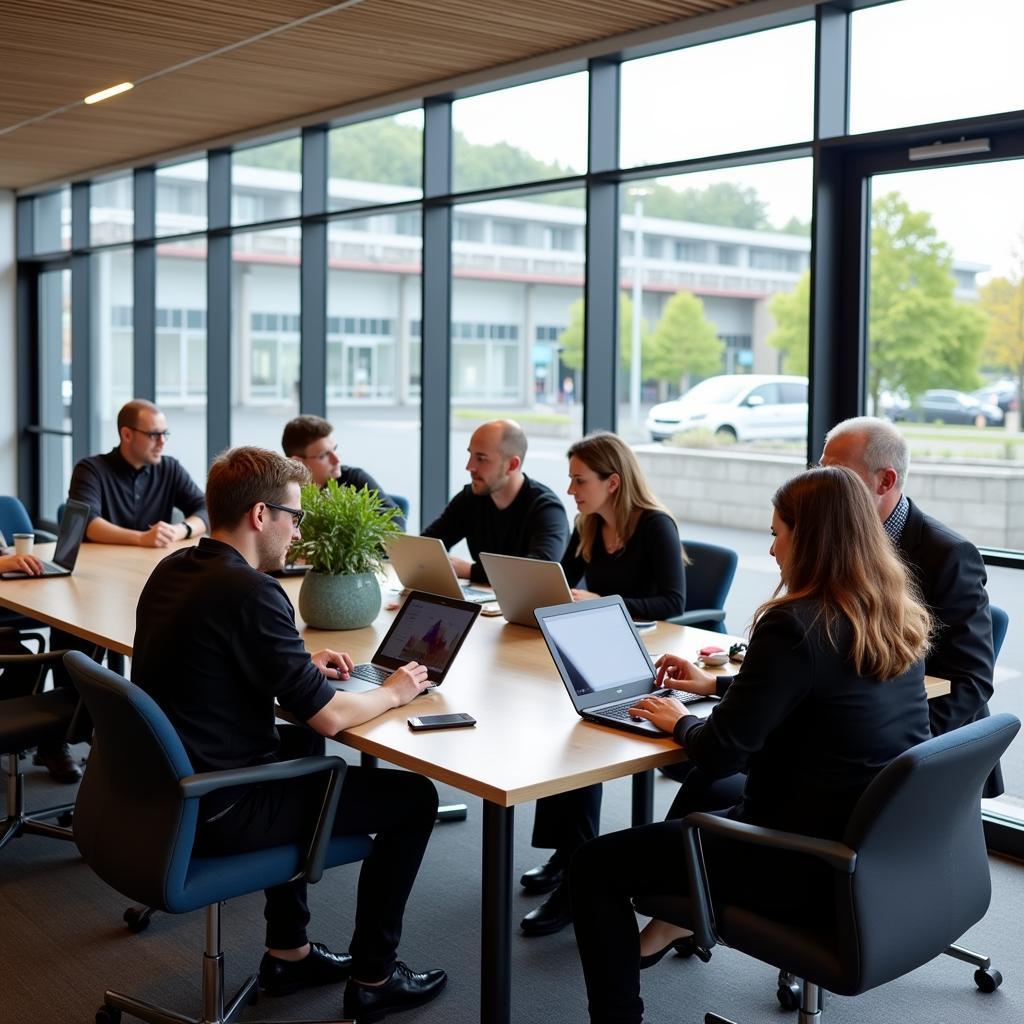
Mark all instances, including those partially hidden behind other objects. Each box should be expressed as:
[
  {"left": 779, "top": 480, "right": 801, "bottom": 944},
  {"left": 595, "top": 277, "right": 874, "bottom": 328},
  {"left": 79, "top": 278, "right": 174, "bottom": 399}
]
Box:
[
  {"left": 973, "top": 380, "right": 1019, "bottom": 414},
  {"left": 895, "top": 389, "right": 1004, "bottom": 426},
  {"left": 645, "top": 374, "right": 808, "bottom": 443}
]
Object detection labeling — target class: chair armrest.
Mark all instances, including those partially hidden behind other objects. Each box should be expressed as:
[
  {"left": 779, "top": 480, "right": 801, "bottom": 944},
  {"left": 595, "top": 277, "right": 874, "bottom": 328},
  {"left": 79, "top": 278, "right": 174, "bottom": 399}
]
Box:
[
  {"left": 33, "top": 529, "right": 58, "bottom": 543},
  {"left": 180, "top": 755, "right": 348, "bottom": 885},
  {"left": 666, "top": 609, "right": 727, "bottom": 627},
  {"left": 0, "top": 649, "right": 76, "bottom": 693},
  {"left": 678, "top": 812, "right": 857, "bottom": 952}
]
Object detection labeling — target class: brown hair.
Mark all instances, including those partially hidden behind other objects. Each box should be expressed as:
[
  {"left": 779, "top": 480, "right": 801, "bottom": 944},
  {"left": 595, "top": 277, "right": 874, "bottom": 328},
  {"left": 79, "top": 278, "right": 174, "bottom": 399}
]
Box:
[
  {"left": 281, "top": 415, "right": 333, "bottom": 457},
  {"left": 567, "top": 432, "right": 678, "bottom": 563},
  {"left": 754, "top": 465, "right": 931, "bottom": 679},
  {"left": 117, "top": 399, "right": 161, "bottom": 432},
  {"left": 206, "top": 446, "right": 311, "bottom": 531}
]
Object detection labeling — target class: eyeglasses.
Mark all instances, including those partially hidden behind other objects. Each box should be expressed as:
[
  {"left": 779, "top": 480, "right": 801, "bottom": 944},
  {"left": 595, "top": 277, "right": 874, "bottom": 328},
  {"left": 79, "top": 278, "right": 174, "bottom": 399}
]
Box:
[
  {"left": 262, "top": 501, "right": 305, "bottom": 528},
  {"left": 129, "top": 427, "right": 171, "bottom": 441},
  {"left": 302, "top": 444, "right": 339, "bottom": 462}
]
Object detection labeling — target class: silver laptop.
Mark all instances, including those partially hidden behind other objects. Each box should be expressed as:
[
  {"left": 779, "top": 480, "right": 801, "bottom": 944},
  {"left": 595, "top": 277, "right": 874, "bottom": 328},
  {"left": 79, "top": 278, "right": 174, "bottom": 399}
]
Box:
[
  {"left": 534, "top": 595, "right": 716, "bottom": 736},
  {"left": 385, "top": 534, "right": 494, "bottom": 604},
  {"left": 336, "top": 589, "right": 482, "bottom": 693},
  {"left": 478, "top": 552, "right": 573, "bottom": 627},
  {"left": 0, "top": 500, "right": 90, "bottom": 579}
]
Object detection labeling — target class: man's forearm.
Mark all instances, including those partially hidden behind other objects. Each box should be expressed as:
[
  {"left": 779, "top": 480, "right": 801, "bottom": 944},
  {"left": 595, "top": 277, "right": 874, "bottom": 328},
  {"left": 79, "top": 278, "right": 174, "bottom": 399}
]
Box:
[{"left": 86, "top": 517, "right": 144, "bottom": 546}]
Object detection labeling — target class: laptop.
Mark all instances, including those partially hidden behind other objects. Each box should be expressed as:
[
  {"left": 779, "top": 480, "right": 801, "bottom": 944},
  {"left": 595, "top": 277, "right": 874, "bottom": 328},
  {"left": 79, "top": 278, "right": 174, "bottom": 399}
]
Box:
[
  {"left": 385, "top": 533, "right": 495, "bottom": 604},
  {"left": 478, "top": 552, "right": 573, "bottom": 627},
  {"left": 336, "top": 589, "right": 482, "bottom": 693},
  {"left": 0, "top": 499, "right": 90, "bottom": 579},
  {"left": 534, "top": 594, "right": 716, "bottom": 736}
]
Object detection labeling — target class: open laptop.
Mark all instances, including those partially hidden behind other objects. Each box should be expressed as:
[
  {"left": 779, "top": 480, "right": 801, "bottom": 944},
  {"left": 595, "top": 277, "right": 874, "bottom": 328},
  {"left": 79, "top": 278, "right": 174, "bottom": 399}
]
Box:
[
  {"left": 478, "top": 552, "right": 573, "bottom": 627},
  {"left": 336, "top": 589, "right": 482, "bottom": 693},
  {"left": 0, "top": 499, "right": 90, "bottom": 579},
  {"left": 385, "top": 533, "right": 494, "bottom": 604},
  {"left": 534, "top": 594, "right": 716, "bottom": 736}
]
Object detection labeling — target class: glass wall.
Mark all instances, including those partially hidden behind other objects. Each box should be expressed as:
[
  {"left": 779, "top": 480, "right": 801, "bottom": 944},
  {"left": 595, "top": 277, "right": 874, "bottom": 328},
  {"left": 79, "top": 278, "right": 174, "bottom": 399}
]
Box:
[
  {"left": 31, "top": 188, "right": 70, "bottom": 254},
  {"left": 90, "top": 247, "right": 133, "bottom": 447},
  {"left": 37, "top": 269, "right": 72, "bottom": 520},
  {"left": 156, "top": 157, "right": 208, "bottom": 237},
  {"left": 232, "top": 137, "right": 301, "bottom": 226},
  {"left": 328, "top": 110, "right": 423, "bottom": 210},
  {"left": 90, "top": 175, "right": 134, "bottom": 246}
]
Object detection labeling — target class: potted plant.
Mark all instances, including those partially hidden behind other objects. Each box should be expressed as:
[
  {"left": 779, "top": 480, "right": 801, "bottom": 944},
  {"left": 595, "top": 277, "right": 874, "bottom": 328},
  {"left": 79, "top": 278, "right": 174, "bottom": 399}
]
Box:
[{"left": 290, "top": 479, "right": 402, "bottom": 630}]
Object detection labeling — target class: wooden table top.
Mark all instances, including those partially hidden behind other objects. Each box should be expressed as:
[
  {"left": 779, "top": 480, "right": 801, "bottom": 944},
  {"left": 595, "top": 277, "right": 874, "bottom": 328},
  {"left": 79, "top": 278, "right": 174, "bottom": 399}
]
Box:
[{"left": 1, "top": 541, "right": 953, "bottom": 807}]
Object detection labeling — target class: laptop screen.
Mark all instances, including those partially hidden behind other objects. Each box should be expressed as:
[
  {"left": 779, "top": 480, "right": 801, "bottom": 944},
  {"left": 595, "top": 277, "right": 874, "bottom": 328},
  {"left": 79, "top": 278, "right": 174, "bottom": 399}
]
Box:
[
  {"left": 541, "top": 600, "right": 654, "bottom": 701},
  {"left": 53, "top": 500, "right": 90, "bottom": 569},
  {"left": 372, "top": 591, "right": 480, "bottom": 682}
]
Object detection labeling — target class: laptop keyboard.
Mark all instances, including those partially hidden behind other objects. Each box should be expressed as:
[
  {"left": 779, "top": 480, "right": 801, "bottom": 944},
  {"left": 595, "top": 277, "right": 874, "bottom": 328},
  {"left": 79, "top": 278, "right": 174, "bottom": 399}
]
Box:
[
  {"left": 599, "top": 690, "right": 704, "bottom": 720},
  {"left": 349, "top": 663, "right": 393, "bottom": 685}
]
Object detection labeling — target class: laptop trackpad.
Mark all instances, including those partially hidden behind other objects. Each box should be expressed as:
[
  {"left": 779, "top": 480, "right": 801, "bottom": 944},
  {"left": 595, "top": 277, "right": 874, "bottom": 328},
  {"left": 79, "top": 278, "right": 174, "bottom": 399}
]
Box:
[{"left": 333, "top": 677, "right": 381, "bottom": 694}]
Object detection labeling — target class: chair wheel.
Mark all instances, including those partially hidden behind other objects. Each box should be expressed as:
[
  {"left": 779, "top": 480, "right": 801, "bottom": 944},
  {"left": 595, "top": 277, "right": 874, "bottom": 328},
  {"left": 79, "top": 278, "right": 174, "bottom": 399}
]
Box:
[
  {"left": 974, "top": 967, "right": 1002, "bottom": 992},
  {"left": 96, "top": 1006, "right": 121, "bottom": 1024},
  {"left": 123, "top": 907, "right": 150, "bottom": 933},
  {"left": 56, "top": 811, "right": 73, "bottom": 827},
  {"left": 777, "top": 980, "right": 801, "bottom": 1011}
]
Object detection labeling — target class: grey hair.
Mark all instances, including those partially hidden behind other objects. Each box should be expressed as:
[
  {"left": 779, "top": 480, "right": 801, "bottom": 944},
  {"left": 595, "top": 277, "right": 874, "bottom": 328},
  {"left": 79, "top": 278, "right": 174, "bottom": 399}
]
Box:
[{"left": 825, "top": 416, "right": 909, "bottom": 490}]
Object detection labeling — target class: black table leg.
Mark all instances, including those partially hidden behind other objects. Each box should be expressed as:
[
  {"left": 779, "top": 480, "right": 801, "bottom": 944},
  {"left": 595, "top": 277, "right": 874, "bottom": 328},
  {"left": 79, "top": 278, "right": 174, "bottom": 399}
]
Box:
[
  {"left": 631, "top": 770, "right": 654, "bottom": 826},
  {"left": 361, "top": 752, "right": 378, "bottom": 769},
  {"left": 481, "top": 801, "right": 513, "bottom": 1024}
]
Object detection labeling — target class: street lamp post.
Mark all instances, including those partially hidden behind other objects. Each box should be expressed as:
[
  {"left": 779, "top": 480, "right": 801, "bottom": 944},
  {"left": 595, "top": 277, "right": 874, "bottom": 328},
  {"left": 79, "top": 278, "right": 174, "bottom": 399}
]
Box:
[{"left": 628, "top": 187, "right": 649, "bottom": 429}]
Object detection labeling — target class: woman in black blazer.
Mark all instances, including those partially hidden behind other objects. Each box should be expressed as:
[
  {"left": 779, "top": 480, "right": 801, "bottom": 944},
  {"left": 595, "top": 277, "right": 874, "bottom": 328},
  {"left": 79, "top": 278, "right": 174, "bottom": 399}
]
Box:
[
  {"left": 569, "top": 465, "right": 933, "bottom": 1024},
  {"left": 521, "top": 432, "right": 685, "bottom": 936}
]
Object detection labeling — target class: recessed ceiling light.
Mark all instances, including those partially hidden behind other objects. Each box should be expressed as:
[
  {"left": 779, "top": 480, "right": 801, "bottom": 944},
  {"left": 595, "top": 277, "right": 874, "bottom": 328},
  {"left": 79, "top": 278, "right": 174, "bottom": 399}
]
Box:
[{"left": 84, "top": 82, "right": 134, "bottom": 105}]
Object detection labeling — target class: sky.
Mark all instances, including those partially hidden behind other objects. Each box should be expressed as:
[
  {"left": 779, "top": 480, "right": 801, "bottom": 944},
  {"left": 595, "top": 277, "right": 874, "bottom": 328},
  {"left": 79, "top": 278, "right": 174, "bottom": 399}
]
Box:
[{"left": 441, "top": 0, "right": 1024, "bottom": 279}]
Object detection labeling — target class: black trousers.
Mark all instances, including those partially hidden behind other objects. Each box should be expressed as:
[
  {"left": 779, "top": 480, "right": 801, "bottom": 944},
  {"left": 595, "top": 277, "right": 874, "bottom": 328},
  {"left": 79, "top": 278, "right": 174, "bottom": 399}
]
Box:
[
  {"left": 666, "top": 767, "right": 745, "bottom": 820},
  {"left": 531, "top": 783, "right": 602, "bottom": 859},
  {"left": 196, "top": 727, "right": 438, "bottom": 981}
]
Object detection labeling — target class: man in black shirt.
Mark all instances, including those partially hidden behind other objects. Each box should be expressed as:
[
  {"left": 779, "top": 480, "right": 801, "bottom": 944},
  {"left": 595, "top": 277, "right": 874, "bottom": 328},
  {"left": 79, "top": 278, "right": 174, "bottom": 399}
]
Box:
[
  {"left": 68, "top": 399, "right": 208, "bottom": 547},
  {"left": 132, "top": 446, "right": 447, "bottom": 1021},
  {"left": 282, "top": 414, "right": 406, "bottom": 531},
  {"left": 422, "top": 419, "right": 569, "bottom": 585}
]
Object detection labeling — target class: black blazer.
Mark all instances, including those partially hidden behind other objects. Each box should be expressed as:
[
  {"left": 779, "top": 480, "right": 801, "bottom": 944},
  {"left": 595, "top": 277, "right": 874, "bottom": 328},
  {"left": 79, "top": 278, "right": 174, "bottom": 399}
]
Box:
[{"left": 897, "top": 498, "right": 1001, "bottom": 797}]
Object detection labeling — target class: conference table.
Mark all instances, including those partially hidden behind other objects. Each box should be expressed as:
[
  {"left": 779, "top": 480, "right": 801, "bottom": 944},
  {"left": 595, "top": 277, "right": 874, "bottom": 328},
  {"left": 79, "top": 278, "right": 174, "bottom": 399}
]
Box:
[{"left": 0, "top": 541, "right": 952, "bottom": 1024}]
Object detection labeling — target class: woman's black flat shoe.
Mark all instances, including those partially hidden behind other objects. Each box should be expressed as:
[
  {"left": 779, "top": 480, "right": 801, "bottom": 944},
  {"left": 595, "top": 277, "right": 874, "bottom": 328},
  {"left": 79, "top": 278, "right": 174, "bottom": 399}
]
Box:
[{"left": 639, "top": 935, "right": 710, "bottom": 970}]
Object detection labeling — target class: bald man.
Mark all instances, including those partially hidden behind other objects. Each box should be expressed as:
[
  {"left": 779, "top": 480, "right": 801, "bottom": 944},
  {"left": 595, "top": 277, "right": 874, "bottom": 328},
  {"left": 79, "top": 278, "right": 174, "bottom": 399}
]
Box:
[{"left": 421, "top": 420, "right": 568, "bottom": 585}]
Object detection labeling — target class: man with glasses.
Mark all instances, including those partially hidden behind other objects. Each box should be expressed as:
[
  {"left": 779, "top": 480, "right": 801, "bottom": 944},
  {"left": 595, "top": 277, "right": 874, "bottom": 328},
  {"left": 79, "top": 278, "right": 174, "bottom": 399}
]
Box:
[
  {"left": 132, "top": 446, "right": 446, "bottom": 1020},
  {"left": 68, "top": 398, "right": 208, "bottom": 547},
  {"left": 282, "top": 415, "right": 406, "bottom": 531}
]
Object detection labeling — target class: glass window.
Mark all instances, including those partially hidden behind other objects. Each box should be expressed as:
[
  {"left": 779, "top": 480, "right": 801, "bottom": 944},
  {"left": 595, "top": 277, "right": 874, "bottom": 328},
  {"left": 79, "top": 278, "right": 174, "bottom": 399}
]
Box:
[
  {"left": 326, "top": 212, "right": 422, "bottom": 526},
  {"left": 156, "top": 157, "right": 208, "bottom": 236},
  {"left": 452, "top": 73, "right": 588, "bottom": 193},
  {"left": 90, "top": 248, "right": 133, "bottom": 446},
  {"left": 850, "top": 0, "right": 1024, "bottom": 135},
  {"left": 617, "top": 159, "right": 812, "bottom": 444},
  {"left": 620, "top": 22, "right": 814, "bottom": 168},
  {"left": 157, "top": 238, "right": 208, "bottom": 485},
  {"left": 232, "top": 137, "right": 301, "bottom": 226},
  {"left": 328, "top": 110, "right": 423, "bottom": 211},
  {"left": 90, "top": 175, "right": 134, "bottom": 246},
  {"left": 232, "top": 226, "right": 300, "bottom": 450},
  {"left": 37, "top": 269, "right": 72, "bottom": 519},
  {"left": 448, "top": 189, "right": 584, "bottom": 512},
  {"left": 32, "top": 188, "right": 70, "bottom": 253}
]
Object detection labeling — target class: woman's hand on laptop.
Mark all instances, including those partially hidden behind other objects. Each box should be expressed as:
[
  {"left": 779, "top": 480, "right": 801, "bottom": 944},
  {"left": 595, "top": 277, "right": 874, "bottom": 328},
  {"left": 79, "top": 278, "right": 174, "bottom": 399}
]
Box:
[
  {"left": 383, "top": 662, "right": 432, "bottom": 705},
  {"left": 628, "top": 695, "right": 689, "bottom": 733},
  {"left": 0, "top": 554, "right": 44, "bottom": 576},
  {"left": 312, "top": 648, "right": 354, "bottom": 680},
  {"left": 654, "top": 654, "right": 717, "bottom": 697},
  {"left": 570, "top": 588, "right": 601, "bottom": 602}
]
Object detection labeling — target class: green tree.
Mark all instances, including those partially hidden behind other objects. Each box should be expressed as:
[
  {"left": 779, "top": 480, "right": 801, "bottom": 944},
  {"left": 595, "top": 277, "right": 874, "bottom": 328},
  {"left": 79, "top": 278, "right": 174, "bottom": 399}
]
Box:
[
  {"left": 557, "top": 294, "right": 648, "bottom": 372},
  {"left": 767, "top": 193, "right": 987, "bottom": 406},
  {"left": 646, "top": 291, "right": 723, "bottom": 390},
  {"left": 979, "top": 241, "right": 1024, "bottom": 408}
]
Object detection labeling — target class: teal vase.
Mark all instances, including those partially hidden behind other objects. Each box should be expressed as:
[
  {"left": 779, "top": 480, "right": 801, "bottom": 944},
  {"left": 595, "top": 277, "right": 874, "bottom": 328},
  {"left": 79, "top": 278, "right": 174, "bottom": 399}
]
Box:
[{"left": 298, "top": 570, "right": 381, "bottom": 630}]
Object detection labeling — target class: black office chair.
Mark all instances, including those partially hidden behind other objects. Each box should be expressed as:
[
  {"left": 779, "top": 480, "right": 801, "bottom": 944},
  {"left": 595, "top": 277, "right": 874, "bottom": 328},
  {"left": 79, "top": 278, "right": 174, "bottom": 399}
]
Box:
[
  {"left": 667, "top": 540, "right": 738, "bottom": 633},
  {"left": 635, "top": 712, "right": 1020, "bottom": 1024},
  {"left": 65, "top": 651, "right": 373, "bottom": 1024},
  {"left": 0, "top": 647, "right": 79, "bottom": 850}
]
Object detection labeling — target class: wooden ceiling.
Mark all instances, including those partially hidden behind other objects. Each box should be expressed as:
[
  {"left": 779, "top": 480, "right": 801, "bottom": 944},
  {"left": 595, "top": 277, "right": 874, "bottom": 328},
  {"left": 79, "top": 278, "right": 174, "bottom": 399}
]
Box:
[{"left": 0, "top": 0, "right": 760, "bottom": 191}]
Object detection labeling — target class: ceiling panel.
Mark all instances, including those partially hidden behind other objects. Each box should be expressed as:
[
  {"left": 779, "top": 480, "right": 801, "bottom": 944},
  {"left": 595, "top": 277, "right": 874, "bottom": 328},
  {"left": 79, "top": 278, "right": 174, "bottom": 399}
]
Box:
[{"left": 0, "top": 0, "right": 758, "bottom": 190}]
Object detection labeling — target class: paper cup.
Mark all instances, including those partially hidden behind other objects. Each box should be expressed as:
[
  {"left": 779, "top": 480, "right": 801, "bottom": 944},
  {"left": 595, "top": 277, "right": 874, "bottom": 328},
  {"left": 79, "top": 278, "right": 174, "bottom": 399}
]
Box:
[{"left": 13, "top": 533, "right": 34, "bottom": 556}]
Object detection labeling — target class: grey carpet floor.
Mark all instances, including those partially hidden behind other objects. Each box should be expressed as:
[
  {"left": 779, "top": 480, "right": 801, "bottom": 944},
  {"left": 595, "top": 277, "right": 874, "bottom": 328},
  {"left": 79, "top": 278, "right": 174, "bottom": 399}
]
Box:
[{"left": 2, "top": 740, "right": 1023, "bottom": 1024}]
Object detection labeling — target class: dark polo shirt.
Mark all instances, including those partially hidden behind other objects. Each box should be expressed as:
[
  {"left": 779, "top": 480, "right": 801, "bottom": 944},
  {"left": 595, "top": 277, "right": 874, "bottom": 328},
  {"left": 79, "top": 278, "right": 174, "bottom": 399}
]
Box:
[
  {"left": 337, "top": 465, "right": 406, "bottom": 531},
  {"left": 68, "top": 447, "right": 208, "bottom": 533}
]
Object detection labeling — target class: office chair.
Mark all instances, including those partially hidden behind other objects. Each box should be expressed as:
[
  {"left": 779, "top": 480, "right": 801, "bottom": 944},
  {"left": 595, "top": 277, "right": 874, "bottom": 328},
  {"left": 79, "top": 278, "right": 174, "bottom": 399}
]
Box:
[
  {"left": 0, "top": 495, "right": 57, "bottom": 544},
  {"left": 64, "top": 651, "right": 373, "bottom": 1024},
  {"left": 387, "top": 493, "right": 410, "bottom": 517},
  {"left": 0, "top": 646, "right": 79, "bottom": 850},
  {"left": 635, "top": 712, "right": 1020, "bottom": 1024},
  {"left": 667, "top": 540, "right": 738, "bottom": 633}
]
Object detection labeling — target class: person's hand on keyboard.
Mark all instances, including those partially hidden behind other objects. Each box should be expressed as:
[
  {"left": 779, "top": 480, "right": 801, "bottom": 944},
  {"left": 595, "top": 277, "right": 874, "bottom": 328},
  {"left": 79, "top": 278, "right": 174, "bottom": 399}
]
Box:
[
  {"left": 382, "top": 662, "right": 432, "bottom": 705},
  {"left": 628, "top": 694, "right": 689, "bottom": 733},
  {"left": 654, "top": 654, "right": 717, "bottom": 697},
  {"left": 312, "top": 648, "right": 355, "bottom": 680}
]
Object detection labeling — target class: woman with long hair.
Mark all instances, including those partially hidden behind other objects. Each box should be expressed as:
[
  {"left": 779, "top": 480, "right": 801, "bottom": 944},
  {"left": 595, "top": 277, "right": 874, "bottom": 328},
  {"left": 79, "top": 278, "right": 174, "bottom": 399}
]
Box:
[
  {"left": 521, "top": 432, "right": 685, "bottom": 936},
  {"left": 569, "top": 465, "right": 933, "bottom": 1024}
]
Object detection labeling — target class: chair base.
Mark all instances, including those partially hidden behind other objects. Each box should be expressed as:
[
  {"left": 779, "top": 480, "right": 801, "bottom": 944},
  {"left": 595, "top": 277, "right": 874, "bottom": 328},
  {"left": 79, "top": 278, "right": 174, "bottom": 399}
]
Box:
[
  {"left": 437, "top": 802, "right": 468, "bottom": 823},
  {"left": 707, "top": 979, "right": 822, "bottom": 1024},
  {"left": 0, "top": 753, "right": 76, "bottom": 851},
  {"left": 945, "top": 943, "right": 1004, "bottom": 992}
]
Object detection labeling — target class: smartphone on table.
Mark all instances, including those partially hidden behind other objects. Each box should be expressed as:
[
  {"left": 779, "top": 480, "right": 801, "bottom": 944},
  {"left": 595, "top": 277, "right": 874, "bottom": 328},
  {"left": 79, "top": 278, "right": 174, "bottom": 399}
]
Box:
[{"left": 408, "top": 712, "right": 477, "bottom": 731}]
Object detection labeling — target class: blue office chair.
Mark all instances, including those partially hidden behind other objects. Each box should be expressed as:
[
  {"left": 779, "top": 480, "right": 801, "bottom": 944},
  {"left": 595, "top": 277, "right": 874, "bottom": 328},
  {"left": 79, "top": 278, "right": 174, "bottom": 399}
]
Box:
[
  {"left": 667, "top": 540, "right": 738, "bottom": 633},
  {"left": 388, "top": 494, "right": 410, "bottom": 518},
  {"left": 0, "top": 495, "right": 57, "bottom": 544},
  {"left": 991, "top": 604, "right": 1008, "bottom": 659},
  {"left": 636, "top": 713, "right": 1020, "bottom": 1023},
  {"left": 64, "top": 651, "right": 373, "bottom": 1024}
]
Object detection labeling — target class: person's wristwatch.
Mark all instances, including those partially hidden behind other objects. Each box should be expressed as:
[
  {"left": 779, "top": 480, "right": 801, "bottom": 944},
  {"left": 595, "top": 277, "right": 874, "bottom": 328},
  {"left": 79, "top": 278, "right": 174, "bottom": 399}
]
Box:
[{"left": 182, "top": 522, "right": 193, "bottom": 540}]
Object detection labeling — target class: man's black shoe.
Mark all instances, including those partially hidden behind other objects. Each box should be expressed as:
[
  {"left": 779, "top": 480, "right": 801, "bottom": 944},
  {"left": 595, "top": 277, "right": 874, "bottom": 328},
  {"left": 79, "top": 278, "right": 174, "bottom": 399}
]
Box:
[
  {"left": 520, "top": 855, "right": 564, "bottom": 894},
  {"left": 33, "top": 743, "right": 83, "bottom": 784},
  {"left": 258, "top": 942, "right": 352, "bottom": 996},
  {"left": 343, "top": 961, "right": 447, "bottom": 1022},
  {"left": 520, "top": 884, "right": 572, "bottom": 936}
]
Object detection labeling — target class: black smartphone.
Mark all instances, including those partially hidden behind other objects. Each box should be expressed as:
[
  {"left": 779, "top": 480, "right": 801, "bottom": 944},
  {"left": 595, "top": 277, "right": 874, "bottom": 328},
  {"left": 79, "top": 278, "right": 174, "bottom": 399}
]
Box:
[{"left": 408, "top": 713, "right": 477, "bottom": 731}]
